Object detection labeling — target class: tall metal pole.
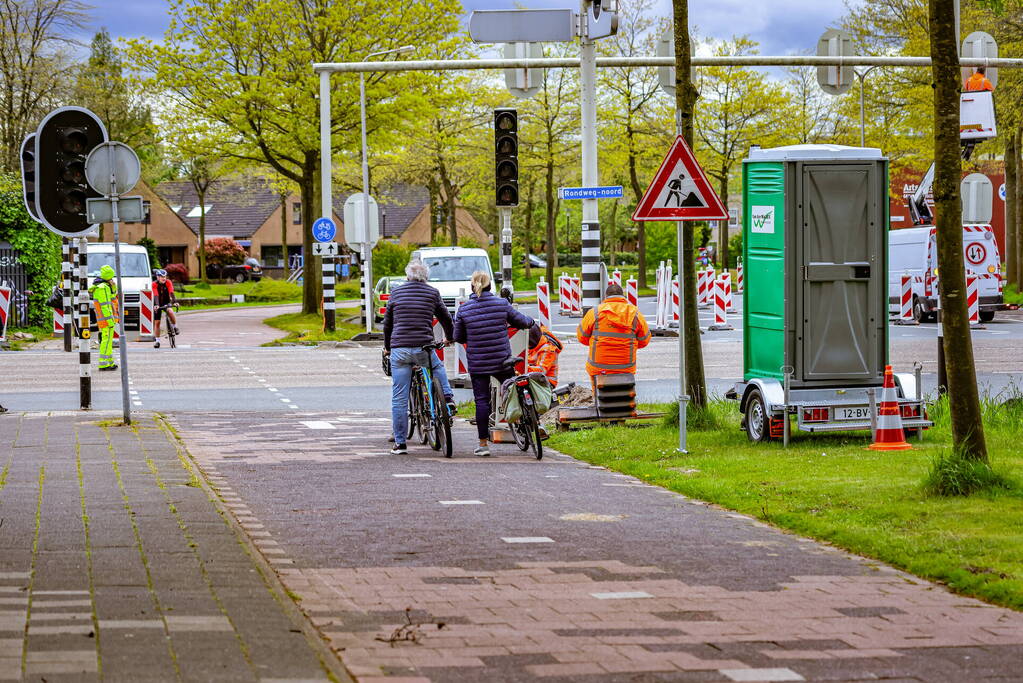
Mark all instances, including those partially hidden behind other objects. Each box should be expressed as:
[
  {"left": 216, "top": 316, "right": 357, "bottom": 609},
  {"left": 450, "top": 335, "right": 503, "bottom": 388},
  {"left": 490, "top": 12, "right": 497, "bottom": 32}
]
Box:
[
  {"left": 856, "top": 66, "right": 879, "bottom": 148},
  {"left": 61, "top": 238, "right": 71, "bottom": 352},
  {"left": 77, "top": 237, "right": 91, "bottom": 410},
  {"left": 675, "top": 112, "right": 688, "bottom": 453},
  {"left": 500, "top": 210, "right": 513, "bottom": 298},
  {"left": 109, "top": 154, "right": 131, "bottom": 424},
  {"left": 579, "top": 1, "right": 600, "bottom": 313},
  {"left": 360, "top": 71, "right": 373, "bottom": 333},
  {"left": 319, "top": 69, "right": 336, "bottom": 333}
]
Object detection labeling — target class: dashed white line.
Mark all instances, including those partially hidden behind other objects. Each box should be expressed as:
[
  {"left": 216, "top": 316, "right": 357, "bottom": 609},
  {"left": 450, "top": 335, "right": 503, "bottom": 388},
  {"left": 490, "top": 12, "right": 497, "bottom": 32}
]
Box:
[
  {"left": 439, "top": 500, "right": 484, "bottom": 505},
  {"left": 501, "top": 537, "right": 553, "bottom": 544},
  {"left": 591, "top": 591, "right": 654, "bottom": 600},
  {"left": 300, "top": 421, "right": 334, "bottom": 430},
  {"left": 393, "top": 474, "right": 431, "bottom": 478}
]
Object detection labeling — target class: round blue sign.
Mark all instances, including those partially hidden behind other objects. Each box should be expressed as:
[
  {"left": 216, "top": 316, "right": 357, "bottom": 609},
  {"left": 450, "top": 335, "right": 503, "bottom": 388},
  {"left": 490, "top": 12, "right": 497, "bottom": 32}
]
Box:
[{"left": 312, "top": 217, "right": 336, "bottom": 243}]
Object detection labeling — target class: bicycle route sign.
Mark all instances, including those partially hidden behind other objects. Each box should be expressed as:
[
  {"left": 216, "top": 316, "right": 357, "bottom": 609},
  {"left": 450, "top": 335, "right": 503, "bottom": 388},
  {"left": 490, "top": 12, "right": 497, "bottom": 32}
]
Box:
[
  {"left": 311, "top": 242, "right": 338, "bottom": 257},
  {"left": 312, "top": 217, "right": 337, "bottom": 243}
]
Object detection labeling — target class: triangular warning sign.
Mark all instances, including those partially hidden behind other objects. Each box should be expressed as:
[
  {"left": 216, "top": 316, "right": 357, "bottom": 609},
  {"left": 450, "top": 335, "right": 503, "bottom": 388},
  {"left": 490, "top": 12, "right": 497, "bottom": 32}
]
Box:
[{"left": 632, "top": 136, "right": 728, "bottom": 222}]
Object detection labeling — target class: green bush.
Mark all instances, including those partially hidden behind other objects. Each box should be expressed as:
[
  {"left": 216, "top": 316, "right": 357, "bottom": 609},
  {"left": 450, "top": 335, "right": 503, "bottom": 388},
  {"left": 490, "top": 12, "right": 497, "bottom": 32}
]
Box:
[
  {"left": 245, "top": 279, "right": 302, "bottom": 302},
  {"left": 923, "top": 446, "right": 1017, "bottom": 497},
  {"left": 372, "top": 241, "right": 414, "bottom": 277},
  {"left": 0, "top": 172, "right": 60, "bottom": 327},
  {"left": 137, "top": 236, "right": 161, "bottom": 269}
]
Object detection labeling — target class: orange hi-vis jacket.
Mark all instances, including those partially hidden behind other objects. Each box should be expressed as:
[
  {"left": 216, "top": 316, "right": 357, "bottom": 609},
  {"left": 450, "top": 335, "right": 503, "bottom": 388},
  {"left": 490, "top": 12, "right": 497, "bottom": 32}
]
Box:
[
  {"left": 965, "top": 72, "right": 993, "bottom": 92},
  {"left": 527, "top": 325, "right": 563, "bottom": 387},
  {"left": 576, "top": 296, "right": 651, "bottom": 376}
]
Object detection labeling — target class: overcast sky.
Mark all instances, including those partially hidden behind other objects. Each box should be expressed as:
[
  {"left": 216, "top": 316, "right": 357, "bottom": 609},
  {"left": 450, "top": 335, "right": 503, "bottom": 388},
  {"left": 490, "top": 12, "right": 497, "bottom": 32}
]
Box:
[{"left": 82, "top": 0, "right": 852, "bottom": 56}]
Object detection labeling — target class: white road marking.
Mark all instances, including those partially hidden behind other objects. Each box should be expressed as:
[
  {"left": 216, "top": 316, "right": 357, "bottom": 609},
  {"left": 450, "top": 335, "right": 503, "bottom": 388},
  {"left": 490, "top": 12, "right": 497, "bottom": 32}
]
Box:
[
  {"left": 591, "top": 591, "right": 654, "bottom": 600},
  {"left": 300, "top": 421, "right": 335, "bottom": 430},
  {"left": 720, "top": 668, "right": 804, "bottom": 682},
  {"left": 288, "top": 405, "right": 299, "bottom": 409},
  {"left": 501, "top": 537, "right": 553, "bottom": 544},
  {"left": 258, "top": 379, "right": 267, "bottom": 383},
  {"left": 393, "top": 474, "right": 431, "bottom": 478},
  {"left": 280, "top": 398, "right": 292, "bottom": 403},
  {"left": 268, "top": 388, "right": 278, "bottom": 392},
  {"left": 439, "top": 500, "right": 484, "bottom": 505}
]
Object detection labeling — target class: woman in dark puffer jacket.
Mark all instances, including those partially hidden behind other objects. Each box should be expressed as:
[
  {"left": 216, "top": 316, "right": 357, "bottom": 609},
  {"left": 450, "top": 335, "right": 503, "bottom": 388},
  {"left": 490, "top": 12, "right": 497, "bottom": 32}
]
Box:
[{"left": 453, "top": 271, "right": 535, "bottom": 456}]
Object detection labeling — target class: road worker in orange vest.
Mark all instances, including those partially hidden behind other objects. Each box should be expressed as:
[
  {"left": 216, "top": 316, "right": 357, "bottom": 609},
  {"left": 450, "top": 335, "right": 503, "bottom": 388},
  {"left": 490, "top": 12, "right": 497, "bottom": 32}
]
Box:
[
  {"left": 576, "top": 283, "right": 651, "bottom": 378},
  {"left": 964, "top": 66, "right": 994, "bottom": 92},
  {"left": 527, "top": 323, "right": 563, "bottom": 388},
  {"left": 89, "top": 265, "right": 119, "bottom": 371}
]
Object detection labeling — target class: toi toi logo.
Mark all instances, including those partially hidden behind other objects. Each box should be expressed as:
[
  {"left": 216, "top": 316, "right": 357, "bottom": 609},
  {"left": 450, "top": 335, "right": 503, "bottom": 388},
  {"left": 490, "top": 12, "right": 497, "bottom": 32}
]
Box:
[{"left": 750, "top": 206, "right": 775, "bottom": 234}]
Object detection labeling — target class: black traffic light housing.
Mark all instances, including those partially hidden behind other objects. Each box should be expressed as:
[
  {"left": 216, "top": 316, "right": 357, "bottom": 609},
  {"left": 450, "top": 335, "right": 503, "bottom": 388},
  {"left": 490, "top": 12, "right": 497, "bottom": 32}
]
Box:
[
  {"left": 494, "top": 108, "right": 518, "bottom": 207},
  {"left": 20, "top": 134, "right": 39, "bottom": 221},
  {"left": 35, "top": 107, "right": 108, "bottom": 237}
]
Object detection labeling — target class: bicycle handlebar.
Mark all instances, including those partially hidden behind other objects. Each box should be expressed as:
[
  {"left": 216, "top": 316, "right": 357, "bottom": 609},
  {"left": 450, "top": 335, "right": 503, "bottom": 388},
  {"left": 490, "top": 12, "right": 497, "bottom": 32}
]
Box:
[
  {"left": 420, "top": 341, "right": 450, "bottom": 351},
  {"left": 156, "top": 303, "right": 180, "bottom": 311}
]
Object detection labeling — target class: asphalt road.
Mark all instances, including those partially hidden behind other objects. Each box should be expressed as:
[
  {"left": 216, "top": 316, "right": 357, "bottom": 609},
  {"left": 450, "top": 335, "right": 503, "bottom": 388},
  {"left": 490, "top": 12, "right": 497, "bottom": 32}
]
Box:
[{"left": 4, "top": 298, "right": 1022, "bottom": 413}]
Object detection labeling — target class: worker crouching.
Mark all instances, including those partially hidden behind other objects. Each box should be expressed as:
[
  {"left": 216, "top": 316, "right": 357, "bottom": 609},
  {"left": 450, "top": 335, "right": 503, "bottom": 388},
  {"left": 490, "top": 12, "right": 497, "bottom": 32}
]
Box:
[{"left": 576, "top": 283, "right": 651, "bottom": 378}]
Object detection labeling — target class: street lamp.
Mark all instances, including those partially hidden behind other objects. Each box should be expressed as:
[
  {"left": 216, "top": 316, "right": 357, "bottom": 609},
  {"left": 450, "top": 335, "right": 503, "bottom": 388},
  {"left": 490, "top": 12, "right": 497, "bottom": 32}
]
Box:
[
  {"left": 359, "top": 45, "right": 415, "bottom": 332},
  {"left": 855, "top": 66, "right": 881, "bottom": 148}
]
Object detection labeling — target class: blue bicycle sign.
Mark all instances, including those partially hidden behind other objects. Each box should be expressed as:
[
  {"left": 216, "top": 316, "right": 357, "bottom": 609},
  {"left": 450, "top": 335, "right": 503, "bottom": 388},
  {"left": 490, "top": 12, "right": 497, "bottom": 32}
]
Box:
[{"left": 312, "top": 217, "right": 336, "bottom": 243}]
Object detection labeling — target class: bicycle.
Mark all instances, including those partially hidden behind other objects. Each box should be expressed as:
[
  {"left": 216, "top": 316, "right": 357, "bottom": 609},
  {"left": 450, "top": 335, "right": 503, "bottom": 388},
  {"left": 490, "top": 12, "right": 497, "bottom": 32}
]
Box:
[
  {"left": 493, "top": 360, "right": 546, "bottom": 461},
  {"left": 406, "top": 341, "right": 453, "bottom": 458},
  {"left": 156, "top": 303, "right": 180, "bottom": 348}
]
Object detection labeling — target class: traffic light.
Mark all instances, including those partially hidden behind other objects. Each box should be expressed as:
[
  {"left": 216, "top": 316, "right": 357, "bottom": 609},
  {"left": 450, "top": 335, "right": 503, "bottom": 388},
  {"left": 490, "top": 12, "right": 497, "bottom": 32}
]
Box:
[
  {"left": 20, "top": 134, "right": 39, "bottom": 221},
  {"left": 35, "top": 107, "right": 108, "bottom": 237},
  {"left": 494, "top": 108, "right": 518, "bottom": 207}
]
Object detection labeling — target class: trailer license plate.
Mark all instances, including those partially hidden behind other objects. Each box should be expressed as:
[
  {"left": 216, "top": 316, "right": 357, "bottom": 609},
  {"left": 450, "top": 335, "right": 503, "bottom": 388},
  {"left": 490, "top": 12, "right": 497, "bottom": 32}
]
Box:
[{"left": 837, "top": 406, "right": 870, "bottom": 421}]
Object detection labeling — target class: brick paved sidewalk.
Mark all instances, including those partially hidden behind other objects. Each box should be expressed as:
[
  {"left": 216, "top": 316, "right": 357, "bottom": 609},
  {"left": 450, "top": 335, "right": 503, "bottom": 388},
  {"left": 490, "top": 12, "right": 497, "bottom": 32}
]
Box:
[{"left": 0, "top": 411, "right": 336, "bottom": 682}]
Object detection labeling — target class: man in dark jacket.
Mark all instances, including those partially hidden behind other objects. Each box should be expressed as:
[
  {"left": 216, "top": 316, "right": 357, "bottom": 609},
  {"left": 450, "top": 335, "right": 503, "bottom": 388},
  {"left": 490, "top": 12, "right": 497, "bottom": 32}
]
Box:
[
  {"left": 383, "top": 260, "right": 455, "bottom": 455},
  {"left": 453, "top": 271, "right": 534, "bottom": 456}
]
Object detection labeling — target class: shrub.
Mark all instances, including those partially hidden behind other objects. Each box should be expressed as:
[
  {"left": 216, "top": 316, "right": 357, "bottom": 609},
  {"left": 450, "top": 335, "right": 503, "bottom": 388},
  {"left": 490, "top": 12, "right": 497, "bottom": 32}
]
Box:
[
  {"left": 164, "top": 263, "right": 189, "bottom": 284},
  {"left": 923, "top": 446, "right": 1016, "bottom": 497},
  {"left": 137, "top": 236, "right": 160, "bottom": 269},
  {"left": 0, "top": 172, "right": 60, "bottom": 327},
  {"left": 245, "top": 279, "right": 302, "bottom": 302},
  {"left": 372, "top": 241, "right": 414, "bottom": 277},
  {"left": 204, "top": 238, "right": 245, "bottom": 267}
]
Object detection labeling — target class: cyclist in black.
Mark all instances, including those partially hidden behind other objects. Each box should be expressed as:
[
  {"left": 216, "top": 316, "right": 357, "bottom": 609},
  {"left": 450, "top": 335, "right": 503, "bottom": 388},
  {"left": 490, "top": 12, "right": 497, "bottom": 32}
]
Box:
[{"left": 152, "top": 269, "right": 179, "bottom": 348}]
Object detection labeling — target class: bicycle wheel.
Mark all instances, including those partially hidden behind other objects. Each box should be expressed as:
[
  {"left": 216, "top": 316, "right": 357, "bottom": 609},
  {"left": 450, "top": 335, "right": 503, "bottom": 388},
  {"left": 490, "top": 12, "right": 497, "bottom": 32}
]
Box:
[
  {"left": 431, "top": 373, "right": 452, "bottom": 458},
  {"left": 417, "top": 370, "right": 433, "bottom": 445},
  {"left": 528, "top": 405, "right": 544, "bottom": 460},
  {"left": 168, "top": 328, "right": 177, "bottom": 348},
  {"left": 406, "top": 372, "right": 420, "bottom": 441},
  {"left": 511, "top": 411, "right": 530, "bottom": 452}
]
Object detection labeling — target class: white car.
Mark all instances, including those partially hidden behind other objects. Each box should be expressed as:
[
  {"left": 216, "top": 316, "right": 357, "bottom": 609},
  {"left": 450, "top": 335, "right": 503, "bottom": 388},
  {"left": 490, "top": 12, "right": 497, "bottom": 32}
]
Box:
[
  {"left": 410, "top": 247, "right": 496, "bottom": 315},
  {"left": 888, "top": 224, "right": 1003, "bottom": 323}
]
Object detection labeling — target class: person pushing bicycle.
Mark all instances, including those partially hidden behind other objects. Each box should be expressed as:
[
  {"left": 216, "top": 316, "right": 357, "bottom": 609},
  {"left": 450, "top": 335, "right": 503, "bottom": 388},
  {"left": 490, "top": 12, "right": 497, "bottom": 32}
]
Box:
[
  {"left": 383, "top": 259, "right": 456, "bottom": 455},
  {"left": 152, "top": 269, "right": 179, "bottom": 348}
]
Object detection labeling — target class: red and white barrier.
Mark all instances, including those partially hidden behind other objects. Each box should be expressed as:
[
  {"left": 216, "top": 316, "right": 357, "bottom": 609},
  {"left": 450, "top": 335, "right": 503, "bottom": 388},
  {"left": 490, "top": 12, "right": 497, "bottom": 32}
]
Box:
[
  {"left": 625, "top": 278, "right": 638, "bottom": 307},
  {"left": 446, "top": 290, "right": 471, "bottom": 384},
  {"left": 736, "top": 258, "right": 744, "bottom": 293},
  {"left": 697, "top": 268, "right": 712, "bottom": 309},
  {"left": 508, "top": 326, "right": 528, "bottom": 374},
  {"left": 53, "top": 308, "right": 63, "bottom": 337},
  {"left": 966, "top": 271, "right": 982, "bottom": 327},
  {"left": 722, "top": 272, "right": 735, "bottom": 313},
  {"left": 536, "top": 277, "right": 551, "bottom": 328},
  {"left": 708, "top": 277, "right": 733, "bottom": 330},
  {"left": 558, "top": 274, "right": 571, "bottom": 315},
  {"left": 655, "top": 261, "right": 673, "bottom": 330},
  {"left": 569, "top": 276, "right": 583, "bottom": 317},
  {"left": 610, "top": 269, "right": 622, "bottom": 288},
  {"left": 670, "top": 277, "right": 680, "bottom": 327},
  {"left": 0, "top": 285, "right": 10, "bottom": 341},
  {"left": 139, "top": 289, "right": 155, "bottom": 341},
  {"left": 897, "top": 273, "right": 917, "bottom": 325}
]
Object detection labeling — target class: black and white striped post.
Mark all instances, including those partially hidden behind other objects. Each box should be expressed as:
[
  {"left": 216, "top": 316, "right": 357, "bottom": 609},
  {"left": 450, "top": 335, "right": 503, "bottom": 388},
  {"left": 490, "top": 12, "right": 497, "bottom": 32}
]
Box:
[
  {"left": 61, "top": 238, "right": 72, "bottom": 352},
  {"left": 581, "top": 221, "right": 601, "bottom": 311},
  {"left": 322, "top": 254, "right": 335, "bottom": 332},
  {"left": 77, "top": 237, "right": 91, "bottom": 410},
  {"left": 500, "top": 208, "right": 512, "bottom": 299}
]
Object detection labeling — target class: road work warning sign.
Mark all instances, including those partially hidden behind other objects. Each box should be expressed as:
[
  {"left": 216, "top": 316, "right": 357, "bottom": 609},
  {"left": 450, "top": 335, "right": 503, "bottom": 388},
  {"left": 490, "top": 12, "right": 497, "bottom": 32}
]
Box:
[{"left": 632, "top": 135, "right": 728, "bottom": 222}]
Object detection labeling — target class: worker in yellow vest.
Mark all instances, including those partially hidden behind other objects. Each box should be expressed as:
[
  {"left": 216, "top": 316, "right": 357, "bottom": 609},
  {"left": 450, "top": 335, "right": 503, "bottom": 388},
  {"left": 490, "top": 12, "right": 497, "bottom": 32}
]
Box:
[{"left": 90, "top": 265, "right": 119, "bottom": 371}]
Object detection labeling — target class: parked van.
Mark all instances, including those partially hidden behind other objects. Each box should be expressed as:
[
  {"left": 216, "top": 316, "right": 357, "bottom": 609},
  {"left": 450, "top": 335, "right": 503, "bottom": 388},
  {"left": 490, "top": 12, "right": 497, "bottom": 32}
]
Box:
[
  {"left": 410, "top": 247, "right": 496, "bottom": 315},
  {"left": 87, "top": 243, "right": 153, "bottom": 330},
  {"left": 888, "top": 225, "right": 1002, "bottom": 323}
]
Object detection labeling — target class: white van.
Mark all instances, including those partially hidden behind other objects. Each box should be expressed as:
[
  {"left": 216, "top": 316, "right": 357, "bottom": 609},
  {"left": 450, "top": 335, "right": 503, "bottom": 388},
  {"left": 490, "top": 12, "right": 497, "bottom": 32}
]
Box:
[
  {"left": 888, "top": 225, "right": 1003, "bottom": 323},
  {"left": 87, "top": 243, "right": 153, "bottom": 330},
  {"left": 410, "top": 247, "right": 496, "bottom": 315}
]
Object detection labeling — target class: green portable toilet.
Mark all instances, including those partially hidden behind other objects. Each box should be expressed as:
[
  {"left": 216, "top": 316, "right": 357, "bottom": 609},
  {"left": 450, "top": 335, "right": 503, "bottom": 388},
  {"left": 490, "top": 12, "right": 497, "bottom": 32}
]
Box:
[{"left": 741, "top": 144, "right": 889, "bottom": 388}]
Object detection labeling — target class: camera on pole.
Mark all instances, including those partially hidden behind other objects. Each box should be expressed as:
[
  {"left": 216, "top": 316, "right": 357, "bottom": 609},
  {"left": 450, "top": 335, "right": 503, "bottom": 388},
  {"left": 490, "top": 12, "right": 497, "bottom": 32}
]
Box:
[
  {"left": 494, "top": 108, "right": 518, "bottom": 207},
  {"left": 34, "top": 107, "right": 108, "bottom": 237}
]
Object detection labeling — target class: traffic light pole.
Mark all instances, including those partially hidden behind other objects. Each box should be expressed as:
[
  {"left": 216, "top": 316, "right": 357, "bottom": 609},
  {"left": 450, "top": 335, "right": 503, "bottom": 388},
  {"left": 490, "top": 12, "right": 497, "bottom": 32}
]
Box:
[
  {"left": 62, "top": 238, "right": 72, "bottom": 352},
  {"left": 77, "top": 238, "right": 91, "bottom": 410},
  {"left": 500, "top": 209, "right": 513, "bottom": 299},
  {"left": 110, "top": 192, "right": 132, "bottom": 425},
  {"left": 578, "top": 1, "right": 600, "bottom": 313}
]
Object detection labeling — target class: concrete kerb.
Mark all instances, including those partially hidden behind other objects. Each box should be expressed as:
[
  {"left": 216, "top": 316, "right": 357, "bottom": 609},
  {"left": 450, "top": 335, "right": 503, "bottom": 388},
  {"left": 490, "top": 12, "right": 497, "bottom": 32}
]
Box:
[{"left": 152, "top": 413, "right": 353, "bottom": 683}]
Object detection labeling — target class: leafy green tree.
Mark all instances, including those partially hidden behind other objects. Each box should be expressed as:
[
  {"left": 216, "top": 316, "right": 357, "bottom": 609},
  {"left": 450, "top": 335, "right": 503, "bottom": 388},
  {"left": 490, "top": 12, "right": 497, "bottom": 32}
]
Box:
[
  {"left": 0, "top": 172, "right": 59, "bottom": 326},
  {"left": 130, "top": 0, "right": 463, "bottom": 315},
  {"left": 136, "top": 236, "right": 160, "bottom": 269}
]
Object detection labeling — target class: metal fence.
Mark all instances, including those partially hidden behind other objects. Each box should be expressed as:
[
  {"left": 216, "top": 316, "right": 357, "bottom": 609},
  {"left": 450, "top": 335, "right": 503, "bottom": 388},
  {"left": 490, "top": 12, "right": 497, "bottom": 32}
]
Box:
[{"left": 0, "top": 244, "right": 30, "bottom": 328}]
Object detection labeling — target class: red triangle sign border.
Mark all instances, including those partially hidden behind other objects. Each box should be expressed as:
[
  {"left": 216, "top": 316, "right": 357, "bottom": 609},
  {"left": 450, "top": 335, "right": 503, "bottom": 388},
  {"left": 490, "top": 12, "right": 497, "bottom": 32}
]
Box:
[{"left": 632, "top": 135, "right": 728, "bottom": 222}]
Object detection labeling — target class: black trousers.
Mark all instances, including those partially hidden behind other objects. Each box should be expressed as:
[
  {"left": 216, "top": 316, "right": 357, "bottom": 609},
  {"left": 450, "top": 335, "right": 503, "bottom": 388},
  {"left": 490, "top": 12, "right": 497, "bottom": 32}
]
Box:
[{"left": 470, "top": 369, "right": 514, "bottom": 440}]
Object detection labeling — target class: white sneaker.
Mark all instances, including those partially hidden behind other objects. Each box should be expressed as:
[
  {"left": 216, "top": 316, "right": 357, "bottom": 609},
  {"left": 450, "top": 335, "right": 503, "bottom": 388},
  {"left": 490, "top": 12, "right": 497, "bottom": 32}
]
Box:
[{"left": 474, "top": 446, "right": 490, "bottom": 457}]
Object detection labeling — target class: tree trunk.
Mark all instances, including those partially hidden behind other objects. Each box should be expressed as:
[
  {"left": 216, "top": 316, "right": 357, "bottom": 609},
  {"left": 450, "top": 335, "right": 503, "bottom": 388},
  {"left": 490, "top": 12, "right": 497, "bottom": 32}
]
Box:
[
  {"left": 672, "top": 0, "right": 706, "bottom": 409},
  {"left": 718, "top": 171, "right": 729, "bottom": 269},
  {"left": 544, "top": 156, "right": 556, "bottom": 287},
  {"left": 1016, "top": 127, "right": 1023, "bottom": 289},
  {"left": 627, "top": 123, "right": 647, "bottom": 288},
  {"left": 280, "top": 193, "right": 290, "bottom": 279},
  {"left": 1006, "top": 133, "right": 1017, "bottom": 288},
  {"left": 928, "top": 0, "right": 987, "bottom": 461},
  {"left": 608, "top": 199, "right": 618, "bottom": 267},
  {"left": 299, "top": 157, "right": 319, "bottom": 315},
  {"left": 524, "top": 180, "right": 535, "bottom": 279},
  {"left": 198, "top": 187, "right": 208, "bottom": 284}
]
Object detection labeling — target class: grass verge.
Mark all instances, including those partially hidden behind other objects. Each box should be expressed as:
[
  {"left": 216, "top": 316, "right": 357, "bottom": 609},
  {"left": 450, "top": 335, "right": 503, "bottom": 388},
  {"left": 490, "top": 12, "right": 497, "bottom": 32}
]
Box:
[
  {"left": 177, "top": 280, "right": 360, "bottom": 310},
  {"left": 262, "top": 308, "right": 362, "bottom": 345},
  {"left": 2, "top": 325, "right": 53, "bottom": 350},
  {"left": 548, "top": 395, "right": 1023, "bottom": 610}
]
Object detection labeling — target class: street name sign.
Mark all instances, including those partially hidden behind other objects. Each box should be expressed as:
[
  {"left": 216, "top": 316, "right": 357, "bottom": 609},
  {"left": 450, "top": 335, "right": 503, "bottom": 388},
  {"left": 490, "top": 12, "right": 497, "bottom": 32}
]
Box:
[
  {"left": 312, "top": 216, "right": 337, "bottom": 243},
  {"left": 559, "top": 185, "right": 623, "bottom": 200},
  {"left": 312, "top": 241, "right": 339, "bottom": 257},
  {"left": 469, "top": 9, "right": 575, "bottom": 43},
  {"left": 632, "top": 136, "right": 727, "bottom": 221}
]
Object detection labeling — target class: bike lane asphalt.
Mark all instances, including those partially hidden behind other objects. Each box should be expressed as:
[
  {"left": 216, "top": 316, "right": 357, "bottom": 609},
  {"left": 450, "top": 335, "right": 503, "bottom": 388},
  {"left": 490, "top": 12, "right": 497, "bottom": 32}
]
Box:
[{"left": 170, "top": 409, "right": 1023, "bottom": 682}]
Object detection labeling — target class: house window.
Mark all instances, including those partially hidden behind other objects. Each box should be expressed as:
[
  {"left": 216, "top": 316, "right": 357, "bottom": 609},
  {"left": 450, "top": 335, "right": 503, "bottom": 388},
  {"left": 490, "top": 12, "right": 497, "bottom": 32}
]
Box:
[
  {"left": 293, "top": 202, "right": 302, "bottom": 224},
  {"left": 262, "top": 245, "right": 284, "bottom": 267}
]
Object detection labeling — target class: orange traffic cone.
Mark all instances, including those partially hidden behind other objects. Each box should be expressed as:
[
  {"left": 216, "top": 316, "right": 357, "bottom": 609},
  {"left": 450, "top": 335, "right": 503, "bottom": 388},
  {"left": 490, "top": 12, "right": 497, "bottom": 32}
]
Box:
[{"left": 868, "top": 365, "right": 912, "bottom": 451}]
